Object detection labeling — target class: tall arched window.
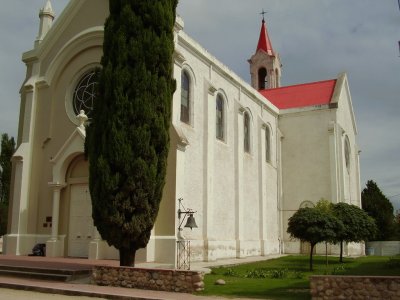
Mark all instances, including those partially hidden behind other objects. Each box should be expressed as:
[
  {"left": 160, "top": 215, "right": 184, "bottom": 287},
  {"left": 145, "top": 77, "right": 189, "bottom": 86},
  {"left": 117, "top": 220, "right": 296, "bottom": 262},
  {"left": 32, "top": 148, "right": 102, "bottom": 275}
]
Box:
[
  {"left": 344, "top": 136, "right": 351, "bottom": 172},
  {"left": 265, "top": 126, "right": 271, "bottom": 162},
  {"left": 258, "top": 67, "right": 267, "bottom": 90},
  {"left": 216, "top": 94, "right": 224, "bottom": 140},
  {"left": 244, "top": 112, "right": 250, "bottom": 153},
  {"left": 181, "top": 71, "right": 190, "bottom": 123}
]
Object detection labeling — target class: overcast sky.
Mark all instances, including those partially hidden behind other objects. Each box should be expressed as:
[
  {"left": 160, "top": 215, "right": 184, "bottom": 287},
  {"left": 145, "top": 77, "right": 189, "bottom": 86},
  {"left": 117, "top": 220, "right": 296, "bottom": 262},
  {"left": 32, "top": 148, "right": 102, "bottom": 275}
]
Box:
[{"left": 0, "top": 0, "right": 399, "bottom": 209}]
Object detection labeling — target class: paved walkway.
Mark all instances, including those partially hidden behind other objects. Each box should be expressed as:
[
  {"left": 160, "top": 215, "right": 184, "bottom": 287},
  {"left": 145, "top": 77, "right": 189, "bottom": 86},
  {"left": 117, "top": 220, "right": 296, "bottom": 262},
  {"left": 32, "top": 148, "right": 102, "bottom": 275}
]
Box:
[
  {"left": 0, "top": 254, "right": 283, "bottom": 299},
  {"left": 0, "top": 288, "right": 100, "bottom": 300}
]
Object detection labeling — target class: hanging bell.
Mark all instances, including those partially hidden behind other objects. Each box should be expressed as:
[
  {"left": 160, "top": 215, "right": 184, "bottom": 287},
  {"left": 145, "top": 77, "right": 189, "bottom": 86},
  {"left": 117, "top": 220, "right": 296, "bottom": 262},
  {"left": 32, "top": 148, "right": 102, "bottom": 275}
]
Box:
[{"left": 184, "top": 214, "right": 198, "bottom": 230}]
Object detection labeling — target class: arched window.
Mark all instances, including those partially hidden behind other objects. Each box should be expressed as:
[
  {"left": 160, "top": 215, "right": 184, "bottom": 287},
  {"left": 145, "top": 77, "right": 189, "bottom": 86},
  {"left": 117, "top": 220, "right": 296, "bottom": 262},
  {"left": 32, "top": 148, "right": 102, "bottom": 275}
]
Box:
[
  {"left": 300, "top": 200, "right": 315, "bottom": 209},
  {"left": 265, "top": 126, "right": 271, "bottom": 162},
  {"left": 258, "top": 67, "right": 267, "bottom": 90},
  {"left": 181, "top": 71, "right": 190, "bottom": 123},
  {"left": 344, "top": 136, "right": 351, "bottom": 172},
  {"left": 216, "top": 94, "right": 224, "bottom": 140},
  {"left": 244, "top": 112, "right": 251, "bottom": 153}
]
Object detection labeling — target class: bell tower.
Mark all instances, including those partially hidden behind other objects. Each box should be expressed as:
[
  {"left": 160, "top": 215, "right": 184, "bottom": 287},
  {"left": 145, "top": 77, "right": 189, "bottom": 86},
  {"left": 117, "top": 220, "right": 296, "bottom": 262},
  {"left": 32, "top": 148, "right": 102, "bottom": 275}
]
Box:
[{"left": 248, "top": 13, "right": 282, "bottom": 90}]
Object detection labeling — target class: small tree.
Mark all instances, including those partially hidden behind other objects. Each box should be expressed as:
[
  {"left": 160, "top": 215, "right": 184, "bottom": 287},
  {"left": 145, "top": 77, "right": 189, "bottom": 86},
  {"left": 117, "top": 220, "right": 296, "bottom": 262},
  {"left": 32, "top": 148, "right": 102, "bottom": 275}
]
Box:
[
  {"left": 85, "top": 0, "right": 177, "bottom": 266},
  {"left": 0, "top": 133, "right": 15, "bottom": 237},
  {"left": 362, "top": 180, "right": 395, "bottom": 240},
  {"left": 332, "top": 202, "right": 377, "bottom": 262},
  {"left": 287, "top": 207, "right": 344, "bottom": 271},
  {"left": 315, "top": 198, "right": 334, "bottom": 267},
  {"left": 315, "top": 198, "right": 331, "bottom": 213},
  {"left": 394, "top": 210, "right": 400, "bottom": 239}
]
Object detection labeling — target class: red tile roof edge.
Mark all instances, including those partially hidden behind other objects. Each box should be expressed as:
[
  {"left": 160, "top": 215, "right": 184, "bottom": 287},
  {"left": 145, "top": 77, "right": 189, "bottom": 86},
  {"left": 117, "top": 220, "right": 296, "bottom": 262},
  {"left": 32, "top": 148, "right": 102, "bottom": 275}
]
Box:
[{"left": 259, "top": 79, "right": 337, "bottom": 110}]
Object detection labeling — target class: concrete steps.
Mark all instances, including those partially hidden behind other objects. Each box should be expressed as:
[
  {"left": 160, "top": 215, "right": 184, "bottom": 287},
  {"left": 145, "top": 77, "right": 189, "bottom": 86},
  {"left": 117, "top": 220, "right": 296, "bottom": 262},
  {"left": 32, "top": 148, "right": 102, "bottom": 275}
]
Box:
[{"left": 0, "top": 264, "right": 91, "bottom": 282}]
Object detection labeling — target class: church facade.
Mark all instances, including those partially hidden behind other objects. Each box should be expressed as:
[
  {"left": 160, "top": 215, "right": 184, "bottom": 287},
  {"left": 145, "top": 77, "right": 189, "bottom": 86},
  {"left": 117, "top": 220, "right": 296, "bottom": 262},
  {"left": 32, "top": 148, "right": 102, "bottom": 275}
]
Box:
[{"left": 4, "top": 0, "right": 363, "bottom": 265}]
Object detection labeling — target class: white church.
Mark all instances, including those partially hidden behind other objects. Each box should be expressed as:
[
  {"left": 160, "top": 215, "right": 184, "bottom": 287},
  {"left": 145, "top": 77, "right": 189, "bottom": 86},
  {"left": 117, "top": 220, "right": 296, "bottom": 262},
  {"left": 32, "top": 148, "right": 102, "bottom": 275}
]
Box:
[{"left": 4, "top": 0, "right": 363, "bottom": 265}]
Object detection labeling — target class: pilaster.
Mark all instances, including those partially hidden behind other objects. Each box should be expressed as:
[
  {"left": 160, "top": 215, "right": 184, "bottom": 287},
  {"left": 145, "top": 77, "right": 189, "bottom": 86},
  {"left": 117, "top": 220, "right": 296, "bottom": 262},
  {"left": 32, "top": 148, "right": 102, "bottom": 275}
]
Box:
[
  {"left": 259, "top": 123, "right": 268, "bottom": 255},
  {"left": 203, "top": 81, "right": 217, "bottom": 261},
  {"left": 328, "top": 122, "right": 339, "bottom": 203},
  {"left": 235, "top": 106, "right": 245, "bottom": 257},
  {"left": 46, "top": 182, "right": 66, "bottom": 257},
  {"left": 5, "top": 66, "right": 41, "bottom": 255}
]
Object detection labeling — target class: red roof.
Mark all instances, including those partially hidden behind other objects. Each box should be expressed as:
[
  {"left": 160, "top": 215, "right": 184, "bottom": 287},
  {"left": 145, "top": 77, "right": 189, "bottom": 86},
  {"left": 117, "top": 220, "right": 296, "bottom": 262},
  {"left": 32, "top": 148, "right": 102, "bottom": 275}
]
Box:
[
  {"left": 260, "top": 79, "right": 337, "bottom": 109},
  {"left": 257, "top": 20, "right": 274, "bottom": 56}
]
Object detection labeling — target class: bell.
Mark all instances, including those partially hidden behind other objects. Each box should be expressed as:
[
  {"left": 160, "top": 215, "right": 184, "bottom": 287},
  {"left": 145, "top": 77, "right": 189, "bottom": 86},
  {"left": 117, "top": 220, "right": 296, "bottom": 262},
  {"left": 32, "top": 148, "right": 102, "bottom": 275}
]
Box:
[{"left": 184, "top": 214, "right": 198, "bottom": 230}]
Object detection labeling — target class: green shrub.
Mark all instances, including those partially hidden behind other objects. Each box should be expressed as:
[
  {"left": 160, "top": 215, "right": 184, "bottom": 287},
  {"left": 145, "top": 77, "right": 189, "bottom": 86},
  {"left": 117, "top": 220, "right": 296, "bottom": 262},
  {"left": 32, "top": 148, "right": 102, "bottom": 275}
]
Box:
[
  {"left": 387, "top": 256, "right": 400, "bottom": 268},
  {"left": 223, "top": 268, "right": 238, "bottom": 277},
  {"left": 291, "top": 270, "right": 304, "bottom": 279},
  {"left": 269, "top": 268, "right": 288, "bottom": 279},
  {"left": 245, "top": 269, "right": 268, "bottom": 278},
  {"left": 331, "top": 264, "right": 346, "bottom": 275}
]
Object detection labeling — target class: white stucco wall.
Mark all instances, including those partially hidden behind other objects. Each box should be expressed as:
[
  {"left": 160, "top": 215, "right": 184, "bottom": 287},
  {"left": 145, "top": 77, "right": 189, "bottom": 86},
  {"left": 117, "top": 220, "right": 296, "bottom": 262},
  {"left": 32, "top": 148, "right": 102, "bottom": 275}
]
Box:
[
  {"left": 334, "top": 77, "right": 361, "bottom": 207},
  {"left": 173, "top": 29, "right": 280, "bottom": 261},
  {"left": 276, "top": 75, "right": 362, "bottom": 255}
]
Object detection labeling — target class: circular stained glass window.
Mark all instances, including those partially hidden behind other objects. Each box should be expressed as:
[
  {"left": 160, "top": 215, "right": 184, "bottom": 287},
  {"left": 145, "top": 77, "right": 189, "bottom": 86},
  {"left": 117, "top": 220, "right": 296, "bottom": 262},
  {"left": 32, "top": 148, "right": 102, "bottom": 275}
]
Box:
[{"left": 73, "top": 71, "right": 98, "bottom": 118}]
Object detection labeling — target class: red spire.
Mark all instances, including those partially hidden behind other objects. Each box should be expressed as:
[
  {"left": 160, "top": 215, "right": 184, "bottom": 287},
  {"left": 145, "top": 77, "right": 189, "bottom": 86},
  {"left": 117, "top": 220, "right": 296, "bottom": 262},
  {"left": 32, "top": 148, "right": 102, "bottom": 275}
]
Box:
[{"left": 256, "top": 19, "right": 274, "bottom": 56}]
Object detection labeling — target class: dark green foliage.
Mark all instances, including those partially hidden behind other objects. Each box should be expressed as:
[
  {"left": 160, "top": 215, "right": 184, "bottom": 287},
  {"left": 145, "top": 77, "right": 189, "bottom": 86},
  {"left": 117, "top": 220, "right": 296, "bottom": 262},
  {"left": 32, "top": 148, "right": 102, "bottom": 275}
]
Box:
[
  {"left": 244, "top": 269, "right": 269, "bottom": 278},
  {"left": 223, "top": 268, "right": 238, "bottom": 277},
  {"left": 331, "top": 264, "right": 346, "bottom": 275},
  {"left": 361, "top": 180, "right": 396, "bottom": 240},
  {"left": 332, "top": 202, "right": 377, "bottom": 262},
  {"left": 287, "top": 207, "right": 344, "bottom": 270},
  {"left": 0, "top": 133, "right": 15, "bottom": 237},
  {"left": 0, "top": 133, "right": 15, "bottom": 205},
  {"left": 387, "top": 256, "right": 400, "bottom": 269},
  {"left": 394, "top": 210, "right": 400, "bottom": 239},
  {"left": 85, "top": 0, "right": 177, "bottom": 266},
  {"left": 0, "top": 202, "right": 8, "bottom": 237}
]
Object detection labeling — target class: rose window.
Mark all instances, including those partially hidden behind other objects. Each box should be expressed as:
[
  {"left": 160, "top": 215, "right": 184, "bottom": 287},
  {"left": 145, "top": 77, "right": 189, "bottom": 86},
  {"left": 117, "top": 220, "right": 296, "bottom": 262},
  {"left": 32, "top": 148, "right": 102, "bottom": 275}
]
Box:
[{"left": 73, "top": 71, "right": 97, "bottom": 118}]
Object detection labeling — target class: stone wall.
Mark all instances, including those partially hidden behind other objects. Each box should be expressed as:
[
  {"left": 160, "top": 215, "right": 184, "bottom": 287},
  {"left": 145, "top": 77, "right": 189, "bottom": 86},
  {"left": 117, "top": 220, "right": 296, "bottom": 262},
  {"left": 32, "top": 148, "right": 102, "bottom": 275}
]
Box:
[
  {"left": 310, "top": 275, "right": 400, "bottom": 299},
  {"left": 92, "top": 266, "right": 204, "bottom": 293},
  {"left": 366, "top": 241, "right": 400, "bottom": 256}
]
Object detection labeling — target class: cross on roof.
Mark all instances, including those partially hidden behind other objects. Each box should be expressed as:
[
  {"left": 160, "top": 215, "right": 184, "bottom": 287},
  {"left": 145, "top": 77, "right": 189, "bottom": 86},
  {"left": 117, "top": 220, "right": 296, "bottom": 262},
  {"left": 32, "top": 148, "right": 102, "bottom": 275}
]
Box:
[{"left": 260, "top": 9, "right": 267, "bottom": 21}]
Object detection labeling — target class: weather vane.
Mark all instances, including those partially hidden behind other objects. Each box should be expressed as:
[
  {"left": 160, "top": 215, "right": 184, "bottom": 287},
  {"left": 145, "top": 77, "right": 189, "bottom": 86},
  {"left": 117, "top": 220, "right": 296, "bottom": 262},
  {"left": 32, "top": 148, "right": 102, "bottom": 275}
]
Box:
[{"left": 260, "top": 9, "right": 267, "bottom": 21}]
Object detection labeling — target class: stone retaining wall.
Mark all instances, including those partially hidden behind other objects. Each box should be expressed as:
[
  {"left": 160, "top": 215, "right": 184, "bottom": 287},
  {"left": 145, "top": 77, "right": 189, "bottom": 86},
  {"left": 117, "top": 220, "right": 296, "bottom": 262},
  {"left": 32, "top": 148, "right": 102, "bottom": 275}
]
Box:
[
  {"left": 92, "top": 266, "right": 204, "bottom": 293},
  {"left": 310, "top": 275, "right": 400, "bottom": 299}
]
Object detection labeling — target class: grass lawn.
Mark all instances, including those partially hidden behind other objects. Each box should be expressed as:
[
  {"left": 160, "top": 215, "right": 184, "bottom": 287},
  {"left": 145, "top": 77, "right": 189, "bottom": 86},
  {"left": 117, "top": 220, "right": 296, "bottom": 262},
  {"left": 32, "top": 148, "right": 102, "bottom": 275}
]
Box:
[{"left": 196, "top": 255, "right": 400, "bottom": 300}]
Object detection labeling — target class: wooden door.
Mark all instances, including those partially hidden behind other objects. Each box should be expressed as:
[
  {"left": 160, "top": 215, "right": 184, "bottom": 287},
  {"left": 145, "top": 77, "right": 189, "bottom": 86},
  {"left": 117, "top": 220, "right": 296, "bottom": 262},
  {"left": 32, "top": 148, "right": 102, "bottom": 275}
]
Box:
[{"left": 68, "top": 184, "right": 94, "bottom": 257}]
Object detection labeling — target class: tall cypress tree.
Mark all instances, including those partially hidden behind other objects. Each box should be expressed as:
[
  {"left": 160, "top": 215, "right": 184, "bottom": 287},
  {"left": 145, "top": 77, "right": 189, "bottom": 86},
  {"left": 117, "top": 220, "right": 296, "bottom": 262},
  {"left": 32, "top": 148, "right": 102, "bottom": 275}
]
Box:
[
  {"left": 86, "top": 0, "right": 177, "bottom": 266},
  {"left": 362, "top": 180, "right": 396, "bottom": 240},
  {"left": 0, "top": 133, "right": 15, "bottom": 205},
  {"left": 0, "top": 133, "right": 15, "bottom": 237}
]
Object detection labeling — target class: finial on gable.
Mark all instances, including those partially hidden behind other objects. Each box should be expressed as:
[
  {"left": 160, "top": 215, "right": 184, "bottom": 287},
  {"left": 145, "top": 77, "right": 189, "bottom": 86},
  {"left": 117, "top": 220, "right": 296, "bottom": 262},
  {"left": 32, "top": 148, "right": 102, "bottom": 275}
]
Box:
[{"left": 35, "top": 0, "right": 55, "bottom": 47}]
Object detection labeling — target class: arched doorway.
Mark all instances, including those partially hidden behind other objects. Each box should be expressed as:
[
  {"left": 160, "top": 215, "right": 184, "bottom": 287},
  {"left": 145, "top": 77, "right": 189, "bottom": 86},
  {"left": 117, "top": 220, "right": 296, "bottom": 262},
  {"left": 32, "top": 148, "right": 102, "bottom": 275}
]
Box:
[{"left": 66, "top": 155, "right": 94, "bottom": 257}]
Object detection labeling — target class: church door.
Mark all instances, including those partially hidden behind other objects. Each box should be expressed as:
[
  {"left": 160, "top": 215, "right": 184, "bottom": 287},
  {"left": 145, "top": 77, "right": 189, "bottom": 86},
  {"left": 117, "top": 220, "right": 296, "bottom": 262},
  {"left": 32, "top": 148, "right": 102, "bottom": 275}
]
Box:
[{"left": 68, "top": 184, "right": 94, "bottom": 257}]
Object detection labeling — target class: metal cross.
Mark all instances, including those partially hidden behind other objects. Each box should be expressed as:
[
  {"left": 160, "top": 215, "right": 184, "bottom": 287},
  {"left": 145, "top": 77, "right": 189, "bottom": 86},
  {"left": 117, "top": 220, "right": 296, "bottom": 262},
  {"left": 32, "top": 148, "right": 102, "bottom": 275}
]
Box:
[{"left": 260, "top": 9, "right": 267, "bottom": 21}]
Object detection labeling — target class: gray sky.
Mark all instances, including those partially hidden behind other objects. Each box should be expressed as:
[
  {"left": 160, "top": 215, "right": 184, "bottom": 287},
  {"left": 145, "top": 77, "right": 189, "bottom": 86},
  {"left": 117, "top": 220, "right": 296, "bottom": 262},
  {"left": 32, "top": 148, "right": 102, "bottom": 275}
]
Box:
[{"left": 0, "top": 0, "right": 399, "bottom": 208}]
